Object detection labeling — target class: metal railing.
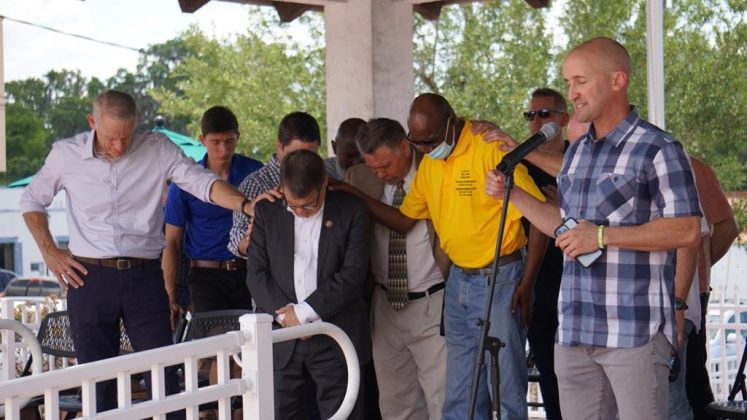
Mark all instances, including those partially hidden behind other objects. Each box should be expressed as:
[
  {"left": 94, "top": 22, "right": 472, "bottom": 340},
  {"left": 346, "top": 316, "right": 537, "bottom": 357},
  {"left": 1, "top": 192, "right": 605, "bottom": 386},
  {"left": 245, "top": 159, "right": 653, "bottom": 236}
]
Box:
[{"left": 0, "top": 313, "right": 360, "bottom": 420}]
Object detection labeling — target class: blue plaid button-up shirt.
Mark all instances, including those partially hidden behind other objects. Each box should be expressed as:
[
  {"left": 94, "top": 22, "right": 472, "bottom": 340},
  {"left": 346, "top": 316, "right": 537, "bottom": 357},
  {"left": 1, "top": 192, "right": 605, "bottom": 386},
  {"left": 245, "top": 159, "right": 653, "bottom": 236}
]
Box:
[
  {"left": 556, "top": 109, "right": 701, "bottom": 348},
  {"left": 228, "top": 155, "right": 281, "bottom": 258}
]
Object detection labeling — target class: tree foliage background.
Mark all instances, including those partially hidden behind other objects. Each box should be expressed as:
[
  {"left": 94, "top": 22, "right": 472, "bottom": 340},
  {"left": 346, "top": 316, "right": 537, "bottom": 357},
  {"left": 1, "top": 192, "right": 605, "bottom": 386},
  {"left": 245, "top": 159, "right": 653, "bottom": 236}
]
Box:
[{"left": 3, "top": 0, "right": 745, "bottom": 235}]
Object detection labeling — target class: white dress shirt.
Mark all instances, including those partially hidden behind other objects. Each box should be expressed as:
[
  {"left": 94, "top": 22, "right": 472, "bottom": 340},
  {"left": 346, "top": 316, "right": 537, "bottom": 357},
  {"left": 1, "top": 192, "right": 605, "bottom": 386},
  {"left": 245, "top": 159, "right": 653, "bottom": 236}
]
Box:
[
  {"left": 20, "top": 130, "right": 219, "bottom": 259},
  {"left": 290, "top": 203, "right": 324, "bottom": 324},
  {"left": 371, "top": 158, "right": 444, "bottom": 292}
]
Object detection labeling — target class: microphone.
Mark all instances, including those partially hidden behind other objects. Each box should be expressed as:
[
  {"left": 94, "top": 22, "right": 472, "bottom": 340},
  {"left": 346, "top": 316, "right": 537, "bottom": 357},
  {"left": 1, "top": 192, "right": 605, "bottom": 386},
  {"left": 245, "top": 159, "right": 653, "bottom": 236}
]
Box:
[{"left": 495, "top": 122, "right": 559, "bottom": 174}]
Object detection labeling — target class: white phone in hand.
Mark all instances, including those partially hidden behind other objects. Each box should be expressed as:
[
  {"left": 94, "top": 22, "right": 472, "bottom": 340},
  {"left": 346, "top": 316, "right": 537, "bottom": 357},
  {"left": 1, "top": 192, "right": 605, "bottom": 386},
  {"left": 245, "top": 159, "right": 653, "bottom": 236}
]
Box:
[{"left": 554, "top": 217, "right": 603, "bottom": 268}]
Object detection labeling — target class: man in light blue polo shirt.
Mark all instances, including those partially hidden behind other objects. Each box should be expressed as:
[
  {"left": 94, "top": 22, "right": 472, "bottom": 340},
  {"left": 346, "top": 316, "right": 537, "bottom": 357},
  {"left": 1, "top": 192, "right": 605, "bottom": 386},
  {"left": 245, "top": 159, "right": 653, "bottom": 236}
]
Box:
[{"left": 163, "top": 106, "right": 262, "bottom": 326}]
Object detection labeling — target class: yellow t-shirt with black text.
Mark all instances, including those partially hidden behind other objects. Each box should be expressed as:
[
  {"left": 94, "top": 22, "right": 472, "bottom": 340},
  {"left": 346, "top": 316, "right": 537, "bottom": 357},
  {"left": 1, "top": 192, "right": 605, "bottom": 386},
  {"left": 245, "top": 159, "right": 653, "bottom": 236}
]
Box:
[{"left": 400, "top": 120, "right": 545, "bottom": 268}]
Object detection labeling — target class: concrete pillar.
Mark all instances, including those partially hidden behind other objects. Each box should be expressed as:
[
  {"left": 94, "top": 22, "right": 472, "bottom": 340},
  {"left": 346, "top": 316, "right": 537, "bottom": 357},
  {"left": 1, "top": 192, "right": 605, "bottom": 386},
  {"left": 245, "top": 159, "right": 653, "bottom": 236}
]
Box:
[{"left": 324, "top": 0, "right": 413, "bottom": 151}]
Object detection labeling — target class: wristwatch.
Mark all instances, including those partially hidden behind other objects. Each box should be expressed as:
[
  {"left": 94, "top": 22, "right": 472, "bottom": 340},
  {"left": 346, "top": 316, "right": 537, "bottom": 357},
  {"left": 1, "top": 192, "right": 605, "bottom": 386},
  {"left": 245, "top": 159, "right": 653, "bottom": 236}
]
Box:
[{"left": 674, "top": 298, "right": 688, "bottom": 311}]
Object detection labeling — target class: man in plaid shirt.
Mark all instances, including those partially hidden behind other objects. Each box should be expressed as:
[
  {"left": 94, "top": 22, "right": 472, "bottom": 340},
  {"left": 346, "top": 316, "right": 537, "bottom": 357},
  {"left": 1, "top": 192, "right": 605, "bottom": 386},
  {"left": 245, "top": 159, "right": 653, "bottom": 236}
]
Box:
[
  {"left": 485, "top": 37, "right": 701, "bottom": 419},
  {"left": 228, "top": 112, "right": 321, "bottom": 258}
]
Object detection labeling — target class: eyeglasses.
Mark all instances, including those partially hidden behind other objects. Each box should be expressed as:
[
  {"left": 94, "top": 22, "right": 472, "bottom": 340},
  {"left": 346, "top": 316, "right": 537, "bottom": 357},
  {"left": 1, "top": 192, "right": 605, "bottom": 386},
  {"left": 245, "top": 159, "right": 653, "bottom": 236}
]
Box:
[
  {"left": 523, "top": 108, "right": 565, "bottom": 121},
  {"left": 406, "top": 134, "right": 442, "bottom": 150},
  {"left": 281, "top": 187, "right": 323, "bottom": 211},
  {"left": 406, "top": 116, "right": 452, "bottom": 150}
]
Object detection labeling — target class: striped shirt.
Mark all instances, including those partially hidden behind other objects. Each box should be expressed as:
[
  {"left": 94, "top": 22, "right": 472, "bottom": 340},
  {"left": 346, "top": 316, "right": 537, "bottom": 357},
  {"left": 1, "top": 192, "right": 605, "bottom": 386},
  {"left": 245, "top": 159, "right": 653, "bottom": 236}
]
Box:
[
  {"left": 228, "top": 155, "right": 281, "bottom": 258},
  {"left": 556, "top": 109, "right": 701, "bottom": 348}
]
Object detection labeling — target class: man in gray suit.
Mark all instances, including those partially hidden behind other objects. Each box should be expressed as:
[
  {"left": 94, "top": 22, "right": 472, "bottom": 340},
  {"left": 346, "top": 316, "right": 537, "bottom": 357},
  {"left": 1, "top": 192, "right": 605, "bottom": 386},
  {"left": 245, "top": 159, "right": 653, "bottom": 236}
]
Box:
[{"left": 343, "top": 118, "right": 449, "bottom": 420}]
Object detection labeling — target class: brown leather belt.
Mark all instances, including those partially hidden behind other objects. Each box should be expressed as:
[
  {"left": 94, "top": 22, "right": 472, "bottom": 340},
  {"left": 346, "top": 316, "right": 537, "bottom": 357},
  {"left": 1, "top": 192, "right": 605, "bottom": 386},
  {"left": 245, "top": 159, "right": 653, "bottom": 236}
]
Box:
[
  {"left": 74, "top": 256, "right": 158, "bottom": 271},
  {"left": 456, "top": 250, "right": 523, "bottom": 276},
  {"left": 190, "top": 259, "right": 246, "bottom": 271}
]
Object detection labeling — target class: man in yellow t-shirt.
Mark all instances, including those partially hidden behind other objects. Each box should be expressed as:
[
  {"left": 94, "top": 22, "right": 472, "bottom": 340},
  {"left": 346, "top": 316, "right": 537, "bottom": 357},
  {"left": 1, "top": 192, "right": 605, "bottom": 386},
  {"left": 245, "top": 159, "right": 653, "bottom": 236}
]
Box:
[{"left": 335, "top": 93, "right": 546, "bottom": 420}]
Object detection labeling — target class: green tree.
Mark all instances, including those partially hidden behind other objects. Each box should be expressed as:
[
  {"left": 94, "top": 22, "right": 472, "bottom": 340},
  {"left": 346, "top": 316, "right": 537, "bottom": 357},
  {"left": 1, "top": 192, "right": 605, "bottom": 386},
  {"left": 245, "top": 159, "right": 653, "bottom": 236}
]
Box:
[
  {"left": 555, "top": 0, "right": 746, "bottom": 192},
  {"left": 5, "top": 69, "right": 99, "bottom": 144},
  {"left": 414, "top": 0, "right": 553, "bottom": 137},
  {"left": 152, "top": 10, "right": 326, "bottom": 161},
  {"left": 1, "top": 103, "right": 48, "bottom": 184},
  {"left": 107, "top": 38, "right": 198, "bottom": 132},
  {"left": 733, "top": 199, "right": 747, "bottom": 245}
]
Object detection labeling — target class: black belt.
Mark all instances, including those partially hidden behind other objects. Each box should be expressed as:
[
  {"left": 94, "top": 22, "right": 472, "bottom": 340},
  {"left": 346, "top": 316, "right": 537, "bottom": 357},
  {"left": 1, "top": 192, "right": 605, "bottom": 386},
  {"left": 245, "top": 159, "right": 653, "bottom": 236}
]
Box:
[
  {"left": 74, "top": 256, "right": 158, "bottom": 270},
  {"left": 378, "top": 282, "right": 445, "bottom": 301},
  {"left": 190, "top": 259, "right": 246, "bottom": 271},
  {"left": 456, "top": 250, "right": 523, "bottom": 276}
]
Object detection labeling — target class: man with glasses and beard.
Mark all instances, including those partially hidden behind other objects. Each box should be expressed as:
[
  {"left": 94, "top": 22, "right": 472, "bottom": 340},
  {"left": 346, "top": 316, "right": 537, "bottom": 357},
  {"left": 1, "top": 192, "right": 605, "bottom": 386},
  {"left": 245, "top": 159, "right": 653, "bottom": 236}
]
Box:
[{"left": 246, "top": 149, "right": 371, "bottom": 419}]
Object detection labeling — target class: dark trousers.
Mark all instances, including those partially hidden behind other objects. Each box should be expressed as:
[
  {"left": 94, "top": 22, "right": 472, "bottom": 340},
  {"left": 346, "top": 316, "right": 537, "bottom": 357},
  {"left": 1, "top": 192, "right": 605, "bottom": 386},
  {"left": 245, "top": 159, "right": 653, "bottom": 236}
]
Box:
[
  {"left": 68, "top": 261, "right": 182, "bottom": 417},
  {"left": 188, "top": 267, "right": 252, "bottom": 312},
  {"left": 274, "top": 335, "right": 364, "bottom": 420},
  {"left": 527, "top": 281, "right": 562, "bottom": 420},
  {"left": 686, "top": 292, "right": 715, "bottom": 419}
]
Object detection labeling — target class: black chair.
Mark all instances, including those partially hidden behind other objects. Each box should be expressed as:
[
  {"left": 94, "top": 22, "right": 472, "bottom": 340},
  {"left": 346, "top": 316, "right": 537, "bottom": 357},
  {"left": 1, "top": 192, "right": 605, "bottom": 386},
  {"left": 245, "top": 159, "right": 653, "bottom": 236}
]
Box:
[
  {"left": 20, "top": 311, "right": 80, "bottom": 420},
  {"left": 182, "top": 309, "right": 252, "bottom": 341},
  {"left": 707, "top": 341, "right": 747, "bottom": 419},
  {"left": 20, "top": 311, "right": 137, "bottom": 419}
]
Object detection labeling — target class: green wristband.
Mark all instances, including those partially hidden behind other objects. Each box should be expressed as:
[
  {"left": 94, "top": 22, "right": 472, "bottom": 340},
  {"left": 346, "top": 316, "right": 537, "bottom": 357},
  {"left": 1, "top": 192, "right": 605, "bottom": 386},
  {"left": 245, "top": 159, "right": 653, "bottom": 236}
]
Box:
[{"left": 597, "top": 225, "right": 605, "bottom": 249}]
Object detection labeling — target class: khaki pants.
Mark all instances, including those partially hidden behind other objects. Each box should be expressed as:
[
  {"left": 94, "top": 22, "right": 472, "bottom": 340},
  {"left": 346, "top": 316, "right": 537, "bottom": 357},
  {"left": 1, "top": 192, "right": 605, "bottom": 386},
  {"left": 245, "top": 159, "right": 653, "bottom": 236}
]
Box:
[
  {"left": 372, "top": 286, "right": 447, "bottom": 420},
  {"left": 555, "top": 332, "right": 671, "bottom": 420}
]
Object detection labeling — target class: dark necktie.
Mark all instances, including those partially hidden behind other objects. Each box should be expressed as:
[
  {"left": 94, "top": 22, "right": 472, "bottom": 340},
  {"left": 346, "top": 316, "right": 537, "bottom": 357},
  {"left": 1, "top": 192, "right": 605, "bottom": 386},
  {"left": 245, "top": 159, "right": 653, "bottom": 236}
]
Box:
[{"left": 387, "top": 181, "right": 408, "bottom": 310}]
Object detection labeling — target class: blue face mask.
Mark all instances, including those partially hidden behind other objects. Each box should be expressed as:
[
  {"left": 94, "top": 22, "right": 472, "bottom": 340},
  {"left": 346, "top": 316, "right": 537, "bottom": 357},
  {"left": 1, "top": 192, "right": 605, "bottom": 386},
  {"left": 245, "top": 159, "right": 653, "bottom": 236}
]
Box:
[{"left": 427, "top": 117, "right": 455, "bottom": 160}]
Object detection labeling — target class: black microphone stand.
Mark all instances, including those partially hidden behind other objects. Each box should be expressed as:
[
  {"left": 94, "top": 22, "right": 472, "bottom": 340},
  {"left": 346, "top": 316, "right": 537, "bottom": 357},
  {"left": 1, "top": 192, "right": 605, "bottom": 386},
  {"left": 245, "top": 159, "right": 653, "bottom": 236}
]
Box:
[{"left": 467, "top": 169, "right": 515, "bottom": 420}]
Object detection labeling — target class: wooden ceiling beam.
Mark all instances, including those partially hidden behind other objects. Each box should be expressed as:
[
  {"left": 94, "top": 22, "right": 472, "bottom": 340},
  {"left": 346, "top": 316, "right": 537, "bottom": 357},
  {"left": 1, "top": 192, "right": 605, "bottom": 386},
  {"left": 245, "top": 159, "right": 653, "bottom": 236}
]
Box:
[
  {"left": 273, "top": 2, "right": 321, "bottom": 22},
  {"left": 178, "top": 0, "right": 211, "bottom": 13},
  {"left": 414, "top": 3, "right": 443, "bottom": 21},
  {"left": 524, "top": 0, "right": 550, "bottom": 8}
]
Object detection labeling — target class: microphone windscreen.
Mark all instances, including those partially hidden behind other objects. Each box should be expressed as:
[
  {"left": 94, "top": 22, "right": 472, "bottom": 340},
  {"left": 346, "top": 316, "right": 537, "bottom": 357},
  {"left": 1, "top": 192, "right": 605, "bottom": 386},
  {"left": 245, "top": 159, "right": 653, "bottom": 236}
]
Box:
[{"left": 539, "top": 122, "right": 559, "bottom": 140}]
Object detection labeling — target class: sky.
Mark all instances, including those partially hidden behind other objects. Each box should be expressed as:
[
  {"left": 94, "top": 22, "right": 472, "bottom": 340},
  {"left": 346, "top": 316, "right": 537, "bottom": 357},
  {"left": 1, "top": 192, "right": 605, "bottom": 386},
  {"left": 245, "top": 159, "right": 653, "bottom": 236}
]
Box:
[
  {"left": 1, "top": 0, "right": 567, "bottom": 84},
  {"left": 0, "top": 0, "right": 259, "bottom": 82}
]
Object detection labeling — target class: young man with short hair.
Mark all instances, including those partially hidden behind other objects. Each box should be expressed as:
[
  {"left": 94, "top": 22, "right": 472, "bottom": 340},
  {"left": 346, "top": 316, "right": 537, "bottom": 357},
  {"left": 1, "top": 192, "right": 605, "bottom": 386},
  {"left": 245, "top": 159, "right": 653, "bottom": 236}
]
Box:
[{"left": 163, "top": 106, "right": 263, "bottom": 320}]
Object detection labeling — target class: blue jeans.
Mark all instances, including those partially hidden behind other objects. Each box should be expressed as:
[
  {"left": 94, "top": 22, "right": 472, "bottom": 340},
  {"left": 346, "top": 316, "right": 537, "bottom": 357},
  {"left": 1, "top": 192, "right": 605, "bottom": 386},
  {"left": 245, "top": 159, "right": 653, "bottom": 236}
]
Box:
[
  {"left": 442, "top": 261, "right": 528, "bottom": 420},
  {"left": 668, "top": 320, "right": 695, "bottom": 420}
]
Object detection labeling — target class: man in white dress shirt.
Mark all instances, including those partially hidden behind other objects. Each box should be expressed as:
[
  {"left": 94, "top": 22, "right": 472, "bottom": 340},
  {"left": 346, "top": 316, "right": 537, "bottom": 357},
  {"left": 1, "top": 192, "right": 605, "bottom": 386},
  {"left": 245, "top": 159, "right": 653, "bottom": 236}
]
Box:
[{"left": 20, "top": 90, "right": 249, "bottom": 414}]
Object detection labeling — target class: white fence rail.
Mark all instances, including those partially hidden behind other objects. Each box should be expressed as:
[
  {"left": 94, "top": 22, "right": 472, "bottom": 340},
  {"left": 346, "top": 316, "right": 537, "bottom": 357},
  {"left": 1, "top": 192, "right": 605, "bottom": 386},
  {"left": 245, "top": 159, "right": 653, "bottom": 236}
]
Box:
[
  {"left": 0, "top": 319, "right": 43, "bottom": 418},
  {"left": 0, "top": 297, "right": 67, "bottom": 381},
  {"left": 0, "top": 313, "right": 360, "bottom": 420},
  {"left": 706, "top": 297, "right": 747, "bottom": 400}
]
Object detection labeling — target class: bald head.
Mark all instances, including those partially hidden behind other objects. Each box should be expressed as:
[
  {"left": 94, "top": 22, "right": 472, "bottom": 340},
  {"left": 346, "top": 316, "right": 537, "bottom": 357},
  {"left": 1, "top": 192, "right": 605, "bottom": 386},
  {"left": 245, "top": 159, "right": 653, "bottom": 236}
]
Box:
[
  {"left": 569, "top": 37, "right": 632, "bottom": 76},
  {"left": 563, "top": 37, "right": 632, "bottom": 137},
  {"left": 406, "top": 93, "right": 456, "bottom": 153},
  {"left": 409, "top": 93, "right": 454, "bottom": 124},
  {"left": 333, "top": 118, "right": 365, "bottom": 170}
]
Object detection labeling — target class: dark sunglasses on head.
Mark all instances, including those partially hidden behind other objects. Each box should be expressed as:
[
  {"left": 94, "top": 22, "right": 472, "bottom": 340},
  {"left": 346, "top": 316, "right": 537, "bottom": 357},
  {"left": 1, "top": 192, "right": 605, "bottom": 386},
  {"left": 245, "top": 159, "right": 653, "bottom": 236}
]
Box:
[{"left": 523, "top": 108, "right": 565, "bottom": 121}]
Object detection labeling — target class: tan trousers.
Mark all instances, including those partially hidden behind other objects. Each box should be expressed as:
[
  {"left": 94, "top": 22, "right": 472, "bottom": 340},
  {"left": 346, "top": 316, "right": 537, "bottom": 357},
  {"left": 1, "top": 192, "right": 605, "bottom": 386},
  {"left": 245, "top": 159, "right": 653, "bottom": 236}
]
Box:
[
  {"left": 371, "top": 286, "right": 447, "bottom": 420},
  {"left": 554, "top": 332, "right": 671, "bottom": 420}
]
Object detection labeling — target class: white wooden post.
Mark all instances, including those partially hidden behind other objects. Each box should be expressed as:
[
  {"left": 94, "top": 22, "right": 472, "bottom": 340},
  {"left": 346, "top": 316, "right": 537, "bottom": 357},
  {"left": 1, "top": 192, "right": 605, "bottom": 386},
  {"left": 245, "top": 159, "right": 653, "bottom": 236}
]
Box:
[{"left": 239, "top": 313, "right": 274, "bottom": 420}]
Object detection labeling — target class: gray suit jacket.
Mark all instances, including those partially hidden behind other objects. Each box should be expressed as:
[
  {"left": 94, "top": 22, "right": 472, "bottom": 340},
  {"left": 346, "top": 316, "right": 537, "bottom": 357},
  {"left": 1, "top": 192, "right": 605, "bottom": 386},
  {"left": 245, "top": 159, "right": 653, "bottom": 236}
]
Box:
[{"left": 344, "top": 150, "right": 451, "bottom": 280}]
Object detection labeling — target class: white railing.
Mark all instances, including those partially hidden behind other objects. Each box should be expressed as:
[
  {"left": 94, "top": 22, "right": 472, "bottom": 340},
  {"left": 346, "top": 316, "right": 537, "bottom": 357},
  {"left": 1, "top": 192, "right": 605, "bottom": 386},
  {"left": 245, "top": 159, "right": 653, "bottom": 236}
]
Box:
[
  {"left": 0, "top": 297, "right": 67, "bottom": 381},
  {"left": 0, "top": 319, "right": 43, "bottom": 418},
  {"left": 706, "top": 295, "right": 747, "bottom": 400},
  {"left": 0, "top": 313, "right": 360, "bottom": 420}
]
